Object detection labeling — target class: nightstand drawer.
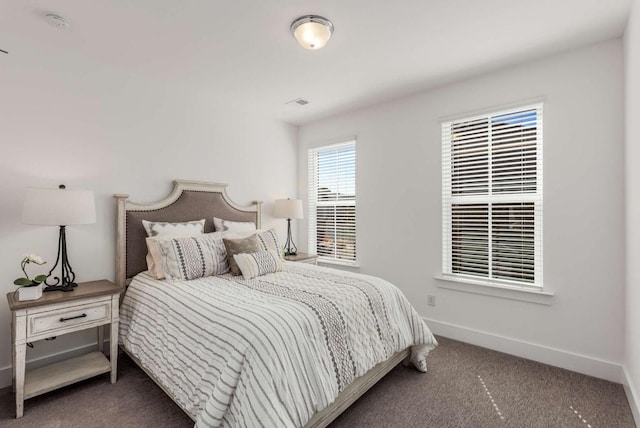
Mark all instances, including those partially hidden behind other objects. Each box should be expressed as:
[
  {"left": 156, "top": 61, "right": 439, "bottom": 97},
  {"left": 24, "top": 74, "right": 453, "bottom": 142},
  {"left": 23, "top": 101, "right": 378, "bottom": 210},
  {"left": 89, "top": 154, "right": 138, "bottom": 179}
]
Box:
[{"left": 27, "top": 300, "right": 111, "bottom": 337}]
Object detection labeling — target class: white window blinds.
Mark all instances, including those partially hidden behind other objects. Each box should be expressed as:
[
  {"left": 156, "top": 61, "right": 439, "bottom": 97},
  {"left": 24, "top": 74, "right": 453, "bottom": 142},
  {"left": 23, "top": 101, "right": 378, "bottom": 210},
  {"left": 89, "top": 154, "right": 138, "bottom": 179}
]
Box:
[
  {"left": 442, "top": 104, "right": 543, "bottom": 287},
  {"left": 308, "top": 140, "right": 357, "bottom": 264}
]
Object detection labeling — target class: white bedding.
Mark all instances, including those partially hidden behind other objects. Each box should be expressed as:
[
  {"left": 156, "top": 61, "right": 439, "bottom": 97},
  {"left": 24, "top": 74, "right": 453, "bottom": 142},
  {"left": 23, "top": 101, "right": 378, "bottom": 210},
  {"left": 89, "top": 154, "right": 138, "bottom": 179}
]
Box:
[{"left": 119, "top": 262, "right": 437, "bottom": 428}]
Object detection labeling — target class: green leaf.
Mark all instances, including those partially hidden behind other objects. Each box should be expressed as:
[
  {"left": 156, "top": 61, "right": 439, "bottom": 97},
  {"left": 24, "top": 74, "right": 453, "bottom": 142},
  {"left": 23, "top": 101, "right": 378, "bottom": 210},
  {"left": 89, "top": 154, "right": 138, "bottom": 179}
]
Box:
[
  {"left": 14, "top": 278, "right": 32, "bottom": 286},
  {"left": 34, "top": 275, "right": 47, "bottom": 283}
]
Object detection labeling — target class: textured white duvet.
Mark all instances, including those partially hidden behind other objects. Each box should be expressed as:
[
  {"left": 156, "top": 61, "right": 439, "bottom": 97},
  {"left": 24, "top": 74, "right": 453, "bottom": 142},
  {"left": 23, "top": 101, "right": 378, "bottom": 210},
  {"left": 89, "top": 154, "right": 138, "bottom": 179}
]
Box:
[{"left": 119, "top": 262, "right": 437, "bottom": 428}]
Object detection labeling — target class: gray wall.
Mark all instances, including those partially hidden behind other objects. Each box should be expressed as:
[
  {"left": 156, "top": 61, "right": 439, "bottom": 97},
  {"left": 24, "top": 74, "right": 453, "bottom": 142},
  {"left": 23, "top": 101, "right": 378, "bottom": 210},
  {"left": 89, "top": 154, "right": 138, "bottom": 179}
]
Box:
[
  {"left": 0, "top": 57, "right": 298, "bottom": 387},
  {"left": 298, "top": 40, "right": 625, "bottom": 381},
  {"left": 624, "top": 0, "right": 640, "bottom": 422}
]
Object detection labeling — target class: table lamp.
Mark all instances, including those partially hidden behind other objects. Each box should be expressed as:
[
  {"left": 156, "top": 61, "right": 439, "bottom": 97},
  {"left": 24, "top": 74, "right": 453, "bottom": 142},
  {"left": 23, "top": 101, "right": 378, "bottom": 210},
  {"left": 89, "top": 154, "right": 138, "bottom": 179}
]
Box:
[
  {"left": 22, "top": 185, "right": 96, "bottom": 292},
  {"left": 273, "top": 198, "right": 303, "bottom": 256}
]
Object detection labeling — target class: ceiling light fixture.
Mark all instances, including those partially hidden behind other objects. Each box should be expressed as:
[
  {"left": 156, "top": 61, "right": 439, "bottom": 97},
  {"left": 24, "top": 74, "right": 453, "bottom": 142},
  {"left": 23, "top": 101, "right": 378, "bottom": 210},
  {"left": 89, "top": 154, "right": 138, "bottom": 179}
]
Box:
[{"left": 290, "top": 15, "right": 334, "bottom": 50}]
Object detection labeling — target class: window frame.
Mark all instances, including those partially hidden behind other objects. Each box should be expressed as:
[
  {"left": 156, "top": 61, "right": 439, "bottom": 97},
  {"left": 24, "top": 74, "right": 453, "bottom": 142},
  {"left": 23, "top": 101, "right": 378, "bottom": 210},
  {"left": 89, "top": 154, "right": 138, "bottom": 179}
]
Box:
[
  {"left": 441, "top": 103, "right": 543, "bottom": 290},
  {"left": 308, "top": 139, "right": 357, "bottom": 266}
]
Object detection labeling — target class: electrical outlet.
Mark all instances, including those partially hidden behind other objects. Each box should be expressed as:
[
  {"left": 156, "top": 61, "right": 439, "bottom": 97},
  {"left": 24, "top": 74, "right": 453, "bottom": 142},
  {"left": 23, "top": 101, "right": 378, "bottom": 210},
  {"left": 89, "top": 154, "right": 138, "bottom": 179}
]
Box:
[{"left": 427, "top": 295, "right": 436, "bottom": 307}]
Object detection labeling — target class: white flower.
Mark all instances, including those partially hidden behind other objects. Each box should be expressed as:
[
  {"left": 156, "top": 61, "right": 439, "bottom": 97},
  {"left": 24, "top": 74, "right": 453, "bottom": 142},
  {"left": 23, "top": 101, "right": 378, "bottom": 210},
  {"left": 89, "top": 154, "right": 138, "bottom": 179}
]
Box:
[{"left": 24, "top": 254, "right": 46, "bottom": 265}]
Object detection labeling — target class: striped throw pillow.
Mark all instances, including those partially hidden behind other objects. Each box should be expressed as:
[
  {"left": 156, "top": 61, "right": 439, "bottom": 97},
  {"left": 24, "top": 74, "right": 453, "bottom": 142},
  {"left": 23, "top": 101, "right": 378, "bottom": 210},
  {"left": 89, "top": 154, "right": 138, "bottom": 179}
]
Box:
[
  {"left": 256, "top": 229, "right": 283, "bottom": 258},
  {"left": 157, "top": 233, "right": 229, "bottom": 280},
  {"left": 233, "top": 251, "right": 283, "bottom": 280}
]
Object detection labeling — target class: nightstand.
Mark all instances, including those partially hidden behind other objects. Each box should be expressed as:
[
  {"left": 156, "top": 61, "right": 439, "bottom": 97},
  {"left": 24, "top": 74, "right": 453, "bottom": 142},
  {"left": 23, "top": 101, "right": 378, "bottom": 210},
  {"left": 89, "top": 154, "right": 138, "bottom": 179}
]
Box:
[
  {"left": 284, "top": 252, "right": 318, "bottom": 265},
  {"left": 6, "top": 279, "right": 120, "bottom": 418}
]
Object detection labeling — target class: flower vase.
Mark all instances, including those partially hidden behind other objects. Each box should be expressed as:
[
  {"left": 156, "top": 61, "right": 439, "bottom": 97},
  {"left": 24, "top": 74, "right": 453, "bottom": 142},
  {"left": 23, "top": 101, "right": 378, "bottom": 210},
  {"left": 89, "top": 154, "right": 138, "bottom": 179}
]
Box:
[{"left": 18, "top": 283, "right": 43, "bottom": 301}]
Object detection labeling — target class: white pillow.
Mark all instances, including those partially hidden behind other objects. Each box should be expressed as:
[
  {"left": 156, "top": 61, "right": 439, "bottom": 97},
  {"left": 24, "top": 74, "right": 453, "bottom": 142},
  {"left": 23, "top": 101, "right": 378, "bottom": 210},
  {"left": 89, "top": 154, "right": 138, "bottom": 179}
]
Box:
[
  {"left": 233, "top": 250, "right": 283, "bottom": 280},
  {"left": 213, "top": 217, "right": 257, "bottom": 233},
  {"left": 142, "top": 219, "right": 205, "bottom": 237}
]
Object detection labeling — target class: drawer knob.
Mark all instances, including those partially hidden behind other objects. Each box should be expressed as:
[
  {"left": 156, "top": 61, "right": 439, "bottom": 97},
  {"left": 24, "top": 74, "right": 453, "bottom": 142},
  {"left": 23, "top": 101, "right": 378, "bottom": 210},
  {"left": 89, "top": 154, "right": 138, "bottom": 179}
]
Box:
[{"left": 59, "top": 313, "right": 87, "bottom": 322}]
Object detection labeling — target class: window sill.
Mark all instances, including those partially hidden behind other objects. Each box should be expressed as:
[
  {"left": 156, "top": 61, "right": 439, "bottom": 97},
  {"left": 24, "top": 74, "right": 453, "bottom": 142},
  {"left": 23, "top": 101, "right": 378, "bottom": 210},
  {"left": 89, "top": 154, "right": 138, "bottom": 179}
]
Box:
[
  {"left": 434, "top": 274, "right": 554, "bottom": 305},
  {"left": 318, "top": 258, "right": 361, "bottom": 269}
]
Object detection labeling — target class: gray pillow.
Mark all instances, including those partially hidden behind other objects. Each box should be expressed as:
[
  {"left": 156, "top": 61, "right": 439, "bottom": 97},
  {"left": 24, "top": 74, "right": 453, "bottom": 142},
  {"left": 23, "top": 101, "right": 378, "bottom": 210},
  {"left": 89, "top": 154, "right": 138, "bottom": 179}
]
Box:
[{"left": 223, "top": 234, "right": 262, "bottom": 275}]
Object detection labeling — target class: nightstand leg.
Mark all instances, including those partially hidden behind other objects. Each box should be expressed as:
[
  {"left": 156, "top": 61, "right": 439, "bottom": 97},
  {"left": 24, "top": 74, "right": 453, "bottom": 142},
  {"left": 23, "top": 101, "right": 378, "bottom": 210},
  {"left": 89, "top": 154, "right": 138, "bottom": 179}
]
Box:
[
  {"left": 110, "top": 320, "right": 118, "bottom": 383},
  {"left": 11, "top": 314, "right": 15, "bottom": 393},
  {"left": 97, "top": 325, "right": 104, "bottom": 354},
  {"left": 14, "top": 342, "right": 26, "bottom": 418},
  {"left": 11, "top": 341, "right": 15, "bottom": 393}
]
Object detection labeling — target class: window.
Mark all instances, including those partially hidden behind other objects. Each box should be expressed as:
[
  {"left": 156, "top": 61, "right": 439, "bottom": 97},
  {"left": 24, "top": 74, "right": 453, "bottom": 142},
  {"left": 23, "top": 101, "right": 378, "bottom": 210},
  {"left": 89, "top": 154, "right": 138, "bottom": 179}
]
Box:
[
  {"left": 308, "top": 140, "right": 357, "bottom": 265},
  {"left": 441, "top": 104, "right": 543, "bottom": 287}
]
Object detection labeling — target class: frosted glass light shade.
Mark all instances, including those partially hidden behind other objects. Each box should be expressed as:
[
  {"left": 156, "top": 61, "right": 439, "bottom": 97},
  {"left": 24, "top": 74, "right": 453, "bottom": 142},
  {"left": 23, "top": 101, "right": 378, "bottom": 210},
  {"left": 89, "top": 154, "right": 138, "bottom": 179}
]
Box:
[
  {"left": 22, "top": 187, "right": 96, "bottom": 226},
  {"left": 291, "top": 15, "right": 334, "bottom": 50},
  {"left": 274, "top": 199, "right": 303, "bottom": 219}
]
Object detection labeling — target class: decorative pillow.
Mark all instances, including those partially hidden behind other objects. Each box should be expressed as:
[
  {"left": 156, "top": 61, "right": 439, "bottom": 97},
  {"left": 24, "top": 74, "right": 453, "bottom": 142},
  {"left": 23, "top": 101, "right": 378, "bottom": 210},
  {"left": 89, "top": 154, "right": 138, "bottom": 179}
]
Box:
[
  {"left": 142, "top": 219, "right": 206, "bottom": 237},
  {"left": 146, "top": 242, "right": 162, "bottom": 278},
  {"left": 213, "top": 217, "right": 257, "bottom": 233},
  {"left": 146, "top": 235, "right": 189, "bottom": 279},
  {"left": 223, "top": 234, "right": 263, "bottom": 276},
  {"left": 156, "top": 233, "right": 229, "bottom": 280},
  {"left": 142, "top": 220, "right": 205, "bottom": 278},
  {"left": 234, "top": 251, "right": 283, "bottom": 280},
  {"left": 255, "top": 229, "right": 283, "bottom": 258}
]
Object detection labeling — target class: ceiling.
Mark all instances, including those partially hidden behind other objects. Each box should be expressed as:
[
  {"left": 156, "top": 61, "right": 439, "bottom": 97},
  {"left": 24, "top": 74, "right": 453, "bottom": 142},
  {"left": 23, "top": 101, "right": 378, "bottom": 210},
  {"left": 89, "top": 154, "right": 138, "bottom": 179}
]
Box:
[{"left": 0, "top": 0, "right": 633, "bottom": 125}]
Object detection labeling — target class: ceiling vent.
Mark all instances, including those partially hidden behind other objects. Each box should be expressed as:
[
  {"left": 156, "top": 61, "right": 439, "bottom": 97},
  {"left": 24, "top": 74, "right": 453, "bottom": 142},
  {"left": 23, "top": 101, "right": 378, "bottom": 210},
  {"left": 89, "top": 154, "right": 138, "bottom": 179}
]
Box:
[
  {"left": 45, "top": 14, "right": 71, "bottom": 29},
  {"left": 286, "top": 98, "right": 310, "bottom": 106}
]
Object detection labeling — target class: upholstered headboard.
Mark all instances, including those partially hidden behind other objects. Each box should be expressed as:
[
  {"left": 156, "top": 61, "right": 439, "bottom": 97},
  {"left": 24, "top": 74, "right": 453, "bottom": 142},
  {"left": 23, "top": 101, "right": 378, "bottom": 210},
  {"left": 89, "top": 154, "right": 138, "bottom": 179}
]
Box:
[{"left": 114, "top": 180, "right": 262, "bottom": 288}]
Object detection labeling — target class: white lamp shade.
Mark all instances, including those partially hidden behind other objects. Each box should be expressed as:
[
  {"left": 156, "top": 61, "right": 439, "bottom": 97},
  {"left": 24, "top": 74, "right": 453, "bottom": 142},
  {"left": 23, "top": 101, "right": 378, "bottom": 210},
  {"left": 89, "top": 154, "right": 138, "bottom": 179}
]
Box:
[
  {"left": 22, "top": 187, "right": 96, "bottom": 226},
  {"left": 274, "top": 199, "right": 303, "bottom": 220}
]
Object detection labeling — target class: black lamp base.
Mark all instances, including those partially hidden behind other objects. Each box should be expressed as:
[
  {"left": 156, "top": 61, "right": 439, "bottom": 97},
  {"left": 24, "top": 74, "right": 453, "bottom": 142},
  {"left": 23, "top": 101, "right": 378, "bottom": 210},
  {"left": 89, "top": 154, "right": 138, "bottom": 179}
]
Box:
[
  {"left": 283, "top": 218, "right": 298, "bottom": 256},
  {"left": 44, "top": 225, "right": 77, "bottom": 292}
]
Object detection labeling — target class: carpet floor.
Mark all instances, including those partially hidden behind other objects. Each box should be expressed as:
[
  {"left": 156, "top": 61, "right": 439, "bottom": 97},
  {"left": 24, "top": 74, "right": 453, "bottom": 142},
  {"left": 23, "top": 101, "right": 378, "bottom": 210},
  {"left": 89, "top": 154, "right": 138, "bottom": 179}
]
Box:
[{"left": 0, "top": 337, "right": 635, "bottom": 427}]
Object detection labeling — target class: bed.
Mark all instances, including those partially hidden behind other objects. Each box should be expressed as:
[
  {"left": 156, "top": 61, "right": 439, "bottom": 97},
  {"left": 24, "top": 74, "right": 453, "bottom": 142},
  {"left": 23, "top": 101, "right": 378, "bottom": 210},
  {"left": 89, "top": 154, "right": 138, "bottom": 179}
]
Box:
[{"left": 114, "top": 180, "right": 437, "bottom": 428}]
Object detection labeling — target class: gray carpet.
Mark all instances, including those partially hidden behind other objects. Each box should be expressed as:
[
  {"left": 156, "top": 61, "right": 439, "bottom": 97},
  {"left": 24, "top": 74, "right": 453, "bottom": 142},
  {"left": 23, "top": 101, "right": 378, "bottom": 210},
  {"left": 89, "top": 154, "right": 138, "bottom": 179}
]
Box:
[{"left": 0, "top": 337, "right": 635, "bottom": 427}]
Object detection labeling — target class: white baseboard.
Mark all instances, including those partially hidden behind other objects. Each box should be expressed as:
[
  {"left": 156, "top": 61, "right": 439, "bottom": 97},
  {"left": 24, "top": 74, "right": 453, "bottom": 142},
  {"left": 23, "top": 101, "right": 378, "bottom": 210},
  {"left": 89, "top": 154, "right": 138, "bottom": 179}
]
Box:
[
  {"left": 424, "top": 317, "right": 623, "bottom": 383},
  {"left": 623, "top": 366, "right": 640, "bottom": 427},
  {"left": 0, "top": 339, "right": 110, "bottom": 389}
]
